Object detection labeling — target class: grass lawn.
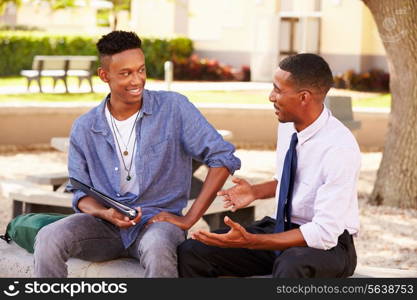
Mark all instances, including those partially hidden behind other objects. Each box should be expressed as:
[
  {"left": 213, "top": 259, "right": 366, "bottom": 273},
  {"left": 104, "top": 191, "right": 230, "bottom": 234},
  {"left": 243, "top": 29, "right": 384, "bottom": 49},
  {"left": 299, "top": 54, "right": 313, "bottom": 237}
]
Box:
[
  {"left": 0, "top": 76, "right": 26, "bottom": 87},
  {"left": 0, "top": 76, "right": 390, "bottom": 108},
  {"left": 182, "top": 90, "right": 271, "bottom": 105},
  {"left": 0, "top": 92, "right": 106, "bottom": 102},
  {"left": 0, "top": 76, "right": 158, "bottom": 88},
  {"left": 0, "top": 90, "right": 269, "bottom": 104},
  {"left": 352, "top": 93, "right": 391, "bottom": 109},
  {"left": 0, "top": 76, "right": 104, "bottom": 88}
]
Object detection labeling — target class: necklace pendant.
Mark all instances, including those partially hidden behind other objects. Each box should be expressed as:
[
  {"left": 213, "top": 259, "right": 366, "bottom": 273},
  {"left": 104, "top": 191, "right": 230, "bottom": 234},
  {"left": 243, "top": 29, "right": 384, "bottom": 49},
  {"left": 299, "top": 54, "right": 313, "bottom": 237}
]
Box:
[
  {"left": 126, "top": 175, "right": 131, "bottom": 181},
  {"left": 123, "top": 150, "right": 129, "bottom": 156}
]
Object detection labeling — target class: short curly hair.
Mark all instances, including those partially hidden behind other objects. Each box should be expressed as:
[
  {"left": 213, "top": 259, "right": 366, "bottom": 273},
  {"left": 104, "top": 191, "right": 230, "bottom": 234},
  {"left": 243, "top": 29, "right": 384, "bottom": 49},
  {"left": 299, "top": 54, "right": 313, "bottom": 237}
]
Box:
[
  {"left": 96, "top": 31, "right": 142, "bottom": 66},
  {"left": 279, "top": 53, "right": 334, "bottom": 93}
]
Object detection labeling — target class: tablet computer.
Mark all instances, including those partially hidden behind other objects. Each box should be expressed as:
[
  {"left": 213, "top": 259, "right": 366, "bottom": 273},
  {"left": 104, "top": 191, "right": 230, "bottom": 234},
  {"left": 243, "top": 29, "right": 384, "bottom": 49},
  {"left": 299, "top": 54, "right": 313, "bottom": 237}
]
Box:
[{"left": 69, "top": 177, "right": 138, "bottom": 220}]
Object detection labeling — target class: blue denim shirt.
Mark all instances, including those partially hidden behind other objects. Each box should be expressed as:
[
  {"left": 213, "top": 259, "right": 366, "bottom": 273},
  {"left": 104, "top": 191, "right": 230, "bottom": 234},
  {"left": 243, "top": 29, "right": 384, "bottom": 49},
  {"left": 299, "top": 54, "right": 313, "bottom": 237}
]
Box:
[{"left": 67, "top": 90, "right": 241, "bottom": 248}]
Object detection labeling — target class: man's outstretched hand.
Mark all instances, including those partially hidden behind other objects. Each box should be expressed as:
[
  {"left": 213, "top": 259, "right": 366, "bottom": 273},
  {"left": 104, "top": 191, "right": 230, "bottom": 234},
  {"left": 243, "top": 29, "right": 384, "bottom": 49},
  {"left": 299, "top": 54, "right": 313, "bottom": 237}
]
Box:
[
  {"left": 217, "top": 177, "right": 256, "bottom": 212},
  {"left": 191, "top": 216, "right": 254, "bottom": 248}
]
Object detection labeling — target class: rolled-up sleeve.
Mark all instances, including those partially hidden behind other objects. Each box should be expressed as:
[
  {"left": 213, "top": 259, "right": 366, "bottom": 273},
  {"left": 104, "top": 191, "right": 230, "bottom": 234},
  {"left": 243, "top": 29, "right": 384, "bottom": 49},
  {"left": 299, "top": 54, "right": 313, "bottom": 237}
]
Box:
[
  {"left": 66, "top": 121, "right": 91, "bottom": 212},
  {"left": 177, "top": 96, "right": 241, "bottom": 174},
  {"left": 299, "top": 147, "right": 360, "bottom": 250}
]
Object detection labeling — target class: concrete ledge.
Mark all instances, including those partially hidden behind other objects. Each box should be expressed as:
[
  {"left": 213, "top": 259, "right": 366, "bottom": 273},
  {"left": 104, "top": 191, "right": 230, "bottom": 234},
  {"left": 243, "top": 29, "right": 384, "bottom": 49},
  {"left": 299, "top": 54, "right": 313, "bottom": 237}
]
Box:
[
  {"left": 353, "top": 109, "right": 389, "bottom": 151},
  {"left": 2, "top": 240, "right": 416, "bottom": 278},
  {"left": 353, "top": 265, "right": 417, "bottom": 278},
  {"left": 0, "top": 240, "right": 144, "bottom": 278},
  {"left": 0, "top": 103, "right": 388, "bottom": 150}
]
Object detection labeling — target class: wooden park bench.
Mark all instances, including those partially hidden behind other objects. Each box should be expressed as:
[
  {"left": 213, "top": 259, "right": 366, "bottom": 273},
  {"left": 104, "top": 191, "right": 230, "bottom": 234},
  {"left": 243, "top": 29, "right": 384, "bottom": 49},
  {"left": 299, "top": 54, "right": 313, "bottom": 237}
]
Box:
[{"left": 20, "top": 55, "right": 97, "bottom": 93}]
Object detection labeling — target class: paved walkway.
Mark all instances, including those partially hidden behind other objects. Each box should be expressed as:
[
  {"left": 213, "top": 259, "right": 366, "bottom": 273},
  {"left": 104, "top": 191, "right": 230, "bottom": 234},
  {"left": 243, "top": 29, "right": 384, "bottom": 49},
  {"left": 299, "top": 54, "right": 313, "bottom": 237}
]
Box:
[{"left": 0, "top": 80, "right": 272, "bottom": 95}]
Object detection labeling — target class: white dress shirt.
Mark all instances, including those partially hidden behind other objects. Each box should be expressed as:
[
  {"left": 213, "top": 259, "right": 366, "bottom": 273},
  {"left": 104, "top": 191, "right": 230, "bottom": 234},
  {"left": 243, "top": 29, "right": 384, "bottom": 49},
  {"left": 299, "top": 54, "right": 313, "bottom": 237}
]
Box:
[{"left": 274, "top": 106, "right": 361, "bottom": 250}]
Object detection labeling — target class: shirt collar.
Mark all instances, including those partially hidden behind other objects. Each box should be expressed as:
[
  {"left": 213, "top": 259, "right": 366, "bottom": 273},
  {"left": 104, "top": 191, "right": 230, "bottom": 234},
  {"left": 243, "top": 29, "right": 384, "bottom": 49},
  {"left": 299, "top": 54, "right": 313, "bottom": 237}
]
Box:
[
  {"left": 296, "top": 105, "right": 331, "bottom": 146},
  {"left": 141, "top": 89, "right": 153, "bottom": 116},
  {"left": 91, "top": 90, "right": 152, "bottom": 134}
]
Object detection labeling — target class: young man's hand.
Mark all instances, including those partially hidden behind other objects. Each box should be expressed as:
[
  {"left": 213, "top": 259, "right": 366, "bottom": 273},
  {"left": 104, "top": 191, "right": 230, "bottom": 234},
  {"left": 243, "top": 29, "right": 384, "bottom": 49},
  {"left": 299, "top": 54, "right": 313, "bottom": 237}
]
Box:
[
  {"left": 218, "top": 177, "right": 256, "bottom": 212},
  {"left": 147, "top": 212, "right": 192, "bottom": 230},
  {"left": 103, "top": 207, "right": 142, "bottom": 229}
]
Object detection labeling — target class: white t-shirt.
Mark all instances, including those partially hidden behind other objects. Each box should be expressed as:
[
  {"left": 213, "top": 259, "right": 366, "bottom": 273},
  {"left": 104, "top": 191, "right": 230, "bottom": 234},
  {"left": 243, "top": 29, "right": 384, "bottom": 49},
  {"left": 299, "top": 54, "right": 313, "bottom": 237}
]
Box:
[
  {"left": 105, "top": 104, "right": 142, "bottom": 196},
  {"left": 274, "top": 106, "right": 361, "bottom": 250}
]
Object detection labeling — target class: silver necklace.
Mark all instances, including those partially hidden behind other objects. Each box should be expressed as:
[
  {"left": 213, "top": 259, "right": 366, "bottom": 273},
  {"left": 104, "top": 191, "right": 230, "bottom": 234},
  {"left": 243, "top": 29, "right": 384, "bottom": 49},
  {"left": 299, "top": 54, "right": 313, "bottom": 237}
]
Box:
[
  {"left": 110, "top": 111, "right": 139, "bottom": 156},
  {"left": 109, "top": 107, "right": 140, "bottom": 181}
]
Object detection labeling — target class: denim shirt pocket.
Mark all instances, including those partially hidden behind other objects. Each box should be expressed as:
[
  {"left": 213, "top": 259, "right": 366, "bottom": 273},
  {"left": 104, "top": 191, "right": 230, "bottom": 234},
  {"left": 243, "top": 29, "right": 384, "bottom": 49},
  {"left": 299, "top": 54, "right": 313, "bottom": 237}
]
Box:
[
  {"left": 149, "top": 137, "right": 171, "bottom": 155},
  {"left": 142, "top": 137, "right": 174, "bottom": 189}
]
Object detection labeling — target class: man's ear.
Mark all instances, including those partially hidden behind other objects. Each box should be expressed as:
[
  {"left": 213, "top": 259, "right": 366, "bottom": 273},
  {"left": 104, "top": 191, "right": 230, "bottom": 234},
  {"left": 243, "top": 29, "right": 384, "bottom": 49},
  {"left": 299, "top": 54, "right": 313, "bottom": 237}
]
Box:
[
  {"left": 98, "top": 67, "right": 109, "bottom": 83},
  {"left": 299, "top": 90, "right": 312, "bottom": 106}
]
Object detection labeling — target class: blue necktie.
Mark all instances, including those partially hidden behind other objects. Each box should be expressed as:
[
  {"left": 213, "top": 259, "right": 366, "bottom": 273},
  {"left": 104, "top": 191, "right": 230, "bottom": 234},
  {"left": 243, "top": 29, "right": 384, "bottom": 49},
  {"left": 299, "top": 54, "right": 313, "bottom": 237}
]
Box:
[{"left": 275, "top": 132, "right": 298, "bottom": 254}]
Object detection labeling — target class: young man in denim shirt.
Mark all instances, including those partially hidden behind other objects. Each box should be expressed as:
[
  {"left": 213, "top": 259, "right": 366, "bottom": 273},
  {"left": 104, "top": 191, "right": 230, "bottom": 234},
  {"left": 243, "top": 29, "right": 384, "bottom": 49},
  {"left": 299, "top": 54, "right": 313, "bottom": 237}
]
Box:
[{"left": 34, "top": 31, "right": 240, "bottom": 277}]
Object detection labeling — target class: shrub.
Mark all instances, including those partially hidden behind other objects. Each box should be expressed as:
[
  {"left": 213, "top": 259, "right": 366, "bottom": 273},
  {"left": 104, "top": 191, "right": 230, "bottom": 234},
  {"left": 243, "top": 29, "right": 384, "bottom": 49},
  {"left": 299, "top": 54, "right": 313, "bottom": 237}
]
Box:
[
  {"left": 333, "top": 69, "right": 389, "bottom": 92},
  {"left": 142, "top": 37, "right": 193, "bottom": 78},
  {"left": 234, "top": 65, "right": 251, "bottom": 82},
  {"left": 173, "top": 54, "right": 236, "bottom": 81},
  {"left": 0, "top": 31, "right": 193, "bottom": 78}
]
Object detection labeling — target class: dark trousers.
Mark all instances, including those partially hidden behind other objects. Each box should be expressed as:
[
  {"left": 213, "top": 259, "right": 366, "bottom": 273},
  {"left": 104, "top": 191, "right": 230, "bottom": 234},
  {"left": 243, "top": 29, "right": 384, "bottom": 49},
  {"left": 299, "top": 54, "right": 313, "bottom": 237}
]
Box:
[{"left": 178, "top": 217, "right": 357, "bottom": 278}]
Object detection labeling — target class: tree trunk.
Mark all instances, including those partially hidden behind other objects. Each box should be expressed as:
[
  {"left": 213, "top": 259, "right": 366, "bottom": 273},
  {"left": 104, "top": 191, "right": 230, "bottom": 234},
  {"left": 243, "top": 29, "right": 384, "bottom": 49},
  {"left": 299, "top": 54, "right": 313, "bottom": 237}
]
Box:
[{"left": 363, "top": 0, "right": 417, "bottom": 208}]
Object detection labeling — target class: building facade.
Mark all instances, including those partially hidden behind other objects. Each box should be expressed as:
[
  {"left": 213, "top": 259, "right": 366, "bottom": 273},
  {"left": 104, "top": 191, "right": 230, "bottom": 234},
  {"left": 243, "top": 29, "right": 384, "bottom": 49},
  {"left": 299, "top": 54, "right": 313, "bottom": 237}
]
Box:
[{"left": 131, "top": 0, "right": 387, "bottom": 81}]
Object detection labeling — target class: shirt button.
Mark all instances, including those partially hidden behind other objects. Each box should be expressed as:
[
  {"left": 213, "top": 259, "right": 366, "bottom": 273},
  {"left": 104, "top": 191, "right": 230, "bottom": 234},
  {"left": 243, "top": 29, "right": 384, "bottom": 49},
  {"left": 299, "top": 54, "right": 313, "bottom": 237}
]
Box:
[
  {"left": 115, "top": 167, "right": 118, "bottom": 171},
  {"left": 117, "top": 193, "right": 121, "bottom": 197}
]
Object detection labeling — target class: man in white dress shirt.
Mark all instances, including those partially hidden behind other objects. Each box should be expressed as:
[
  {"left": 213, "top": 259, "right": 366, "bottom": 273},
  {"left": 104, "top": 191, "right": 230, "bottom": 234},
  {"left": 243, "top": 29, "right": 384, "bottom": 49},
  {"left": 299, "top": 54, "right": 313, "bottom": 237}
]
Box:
[{"left": 178, "top": 53, "right": 360, "bottom": 278}]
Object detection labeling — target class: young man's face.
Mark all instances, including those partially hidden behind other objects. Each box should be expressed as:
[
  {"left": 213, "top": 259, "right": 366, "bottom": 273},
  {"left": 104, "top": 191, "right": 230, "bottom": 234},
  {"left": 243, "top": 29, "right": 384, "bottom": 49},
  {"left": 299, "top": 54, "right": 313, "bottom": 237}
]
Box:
[
  {"left": 269, "top": 68, "right": 302, "bottom": 124},
  {"left": 99, "top": 48, "right": 146, "bottom": 105}
]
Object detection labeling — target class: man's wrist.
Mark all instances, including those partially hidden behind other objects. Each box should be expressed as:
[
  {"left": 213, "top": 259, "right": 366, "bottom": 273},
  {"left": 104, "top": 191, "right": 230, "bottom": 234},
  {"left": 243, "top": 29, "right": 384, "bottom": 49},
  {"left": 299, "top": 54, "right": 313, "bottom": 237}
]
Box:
[
  {"left": 251, "top": 184, "right": 263, "bottom": 201},
  {"left": 92, "top": 207, "right": 109, "bottom": 220},
  {"left": 252, "top": 180, "right": 277, "bottom": 200},
  {"left": 181, "top": 214, "right": 196, "bottom": 230},
  {"left": 246, "top": 233, "right": 259, "bottom": 249}
]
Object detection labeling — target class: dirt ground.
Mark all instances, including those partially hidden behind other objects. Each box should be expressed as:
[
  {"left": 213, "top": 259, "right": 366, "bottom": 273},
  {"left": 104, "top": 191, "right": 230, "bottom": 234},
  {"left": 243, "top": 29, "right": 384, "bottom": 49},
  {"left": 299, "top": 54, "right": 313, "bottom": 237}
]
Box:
[{"left": 0, "top": 149, "right": 416, "bottom": 270}]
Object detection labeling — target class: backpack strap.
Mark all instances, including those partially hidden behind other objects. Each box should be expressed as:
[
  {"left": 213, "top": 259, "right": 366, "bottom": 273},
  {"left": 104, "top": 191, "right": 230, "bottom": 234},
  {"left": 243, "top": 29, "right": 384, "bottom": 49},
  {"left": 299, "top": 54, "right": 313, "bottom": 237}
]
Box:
[{"left": 0, "top": 233, "right": 11, "bottom": 243}]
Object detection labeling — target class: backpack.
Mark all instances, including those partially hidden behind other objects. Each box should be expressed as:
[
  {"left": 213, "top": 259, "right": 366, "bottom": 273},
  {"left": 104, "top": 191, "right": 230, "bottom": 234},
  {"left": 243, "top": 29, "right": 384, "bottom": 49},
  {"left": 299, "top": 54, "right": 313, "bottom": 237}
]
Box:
[{"left": 0, "top": 213, "right": 68, "bottom": 253}]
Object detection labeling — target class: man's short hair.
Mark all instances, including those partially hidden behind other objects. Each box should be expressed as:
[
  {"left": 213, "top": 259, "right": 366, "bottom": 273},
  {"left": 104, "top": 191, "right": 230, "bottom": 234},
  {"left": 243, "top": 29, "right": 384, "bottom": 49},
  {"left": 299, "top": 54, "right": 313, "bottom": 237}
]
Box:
[
  {"left": 96, "top": 31, "right": 142, "bottom": 66},
  {"left": 279, "top": 53, "right": 334, "bottom": 93}
]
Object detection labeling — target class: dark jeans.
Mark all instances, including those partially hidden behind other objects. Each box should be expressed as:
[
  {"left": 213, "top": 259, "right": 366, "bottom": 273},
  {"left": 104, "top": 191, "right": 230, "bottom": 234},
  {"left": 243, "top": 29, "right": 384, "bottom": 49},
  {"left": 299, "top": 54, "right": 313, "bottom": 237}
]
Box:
[{"left": 178, "top": 217, "right": 357, "bottom": 278}]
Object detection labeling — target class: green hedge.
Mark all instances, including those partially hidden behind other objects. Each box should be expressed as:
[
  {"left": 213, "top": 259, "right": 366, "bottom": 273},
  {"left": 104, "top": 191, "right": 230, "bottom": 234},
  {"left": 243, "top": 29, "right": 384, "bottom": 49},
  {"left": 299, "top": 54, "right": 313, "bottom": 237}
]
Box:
[
  {"left": 0, "top": 31, "right": 193, "bottom": 78},
  {"left": 142, "top": 37, "right": 193, "bottom": 78}
]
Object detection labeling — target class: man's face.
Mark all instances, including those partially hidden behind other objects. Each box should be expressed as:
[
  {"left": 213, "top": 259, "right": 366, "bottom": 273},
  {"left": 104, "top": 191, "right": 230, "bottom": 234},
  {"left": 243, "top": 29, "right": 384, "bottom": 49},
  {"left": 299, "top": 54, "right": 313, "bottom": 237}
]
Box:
[
  {"left": 269, "top": 68, "right": 301, "bottom": 123},
  {"left": 99, "top": 48, "right": 146, "bottom": 105}
]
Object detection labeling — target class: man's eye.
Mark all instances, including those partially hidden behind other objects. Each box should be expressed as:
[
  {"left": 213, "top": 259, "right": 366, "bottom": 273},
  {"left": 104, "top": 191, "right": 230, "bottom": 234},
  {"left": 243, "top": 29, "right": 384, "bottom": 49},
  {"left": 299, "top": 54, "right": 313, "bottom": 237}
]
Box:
[
  {"left": 139, "top": 68, "right": 145, "bottom": 73},
  {"left": 121, "top": 72, "right": 129, "bottom": 77}
]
